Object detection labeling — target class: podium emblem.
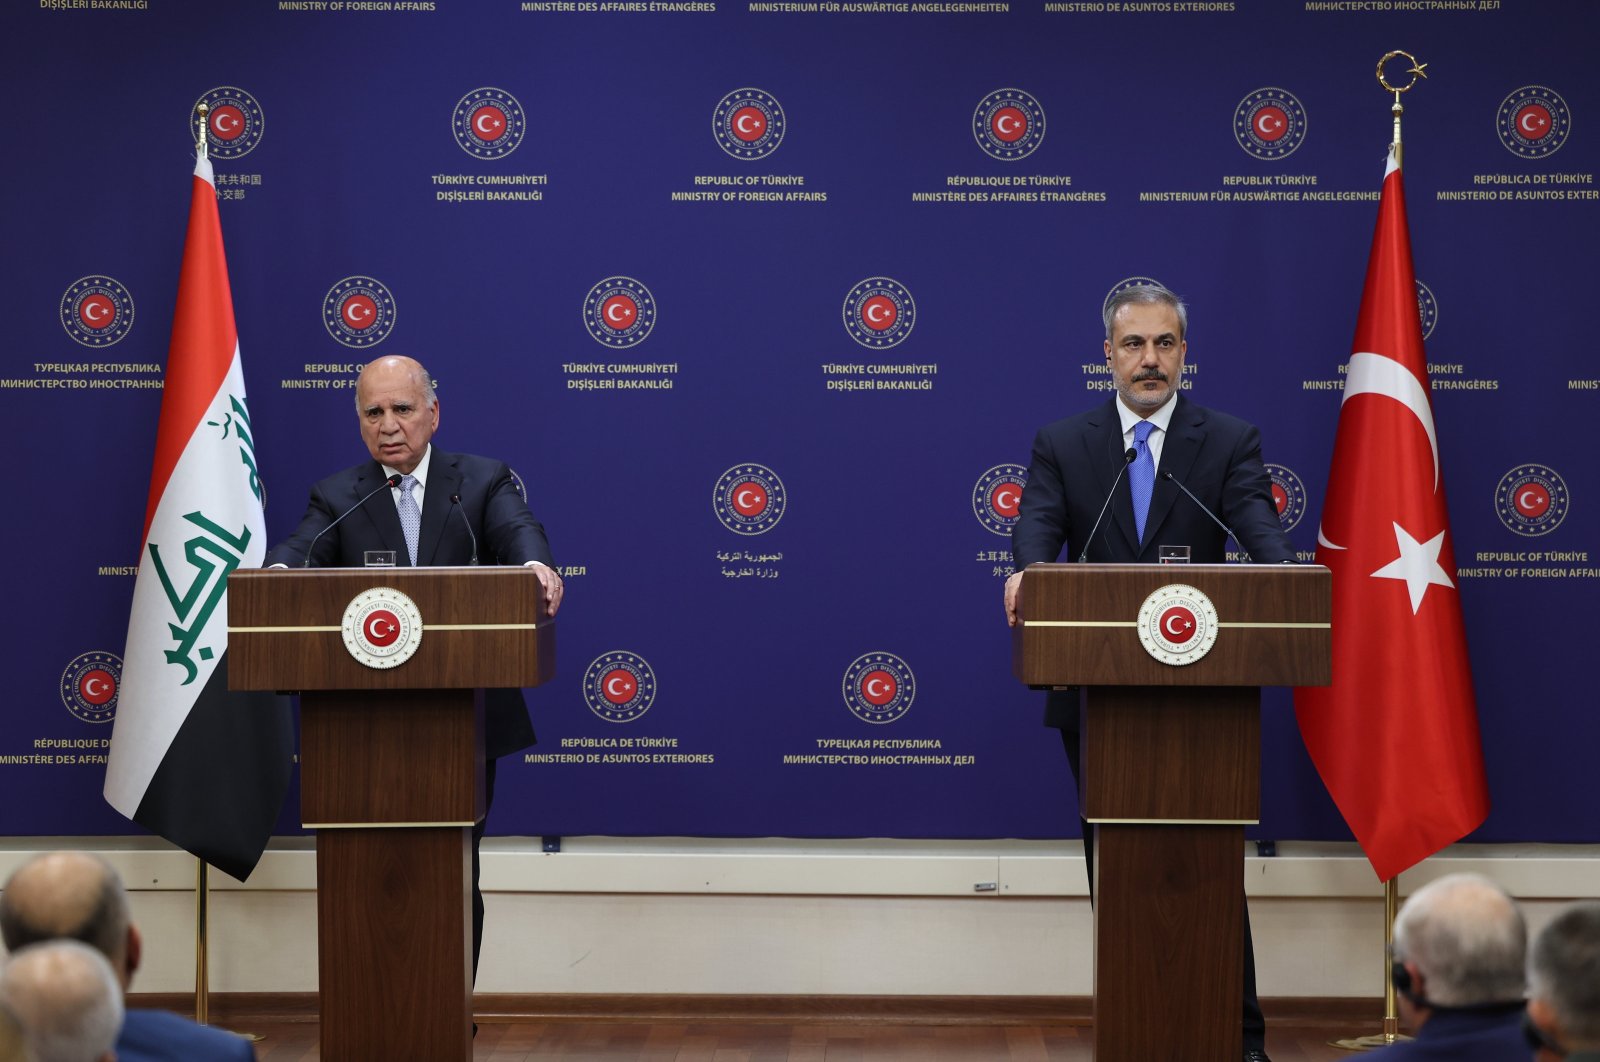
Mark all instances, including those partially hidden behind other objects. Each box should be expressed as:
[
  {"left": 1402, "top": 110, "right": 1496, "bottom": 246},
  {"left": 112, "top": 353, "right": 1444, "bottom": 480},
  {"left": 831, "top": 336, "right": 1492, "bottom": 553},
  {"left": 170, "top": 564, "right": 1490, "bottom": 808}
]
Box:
[
  {"left": 1137, "top": 584, "right": 1219, "bottom": 667},
  {"left": 341, "top": 587, "right": 423, "bottom": 669}
]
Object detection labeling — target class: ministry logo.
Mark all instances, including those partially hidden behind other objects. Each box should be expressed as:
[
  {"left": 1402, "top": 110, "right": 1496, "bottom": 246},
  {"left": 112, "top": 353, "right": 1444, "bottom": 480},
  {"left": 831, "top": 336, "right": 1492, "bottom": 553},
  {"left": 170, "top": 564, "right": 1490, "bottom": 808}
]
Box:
[
  {"left": 842, "top": 652, "right": 915, "bottom": 725},
  {"left": 1495, "top": 464, "right": 1569, "bottom": 537},
  {"left": 843, "top": 277, "right": 915, "bottom": 349},
  {"left": 714, "top": 88, "right": 786, "bottom": 161},
  {"left": 584, "top": 276, "right": 657, "bottom": 348},
  {"left": 972, "top": 89, "right": 1046, "bottom": 161},
  {"left": 1497, "top": 86, "right": 1571, "bottom": 159},
  {"left": 60, "top": 276, "right": 135, "bottom": 348},
  {"left": 1264, "top": 463, "right": 1307, "bottom": 532},
  {"left": 1234, "top": 88, "right": 1308, "bottom": 161},
  {"left": 973, "top": 464, "right": 1027, "bottom": 536},
  {"left": 452, "top": 87, "right": 527, "bottom": 160},
  {"left": 323, "top": 276, "right": 397, "bottom": 348},
  {"left": 195, "top": 87, "right": 264, "bottom": 160},
  {"left": 714, "top": 463, "right": 786, "bottom": 536},
  {"left": 1415, "top": 279, "right": 1438, "bottom": 341},
  {"left": 583, "top": 651, "right": 657, "bottom": 724},
  {"left": 60, "top": 651, "right": 121, "bottom": 725}
]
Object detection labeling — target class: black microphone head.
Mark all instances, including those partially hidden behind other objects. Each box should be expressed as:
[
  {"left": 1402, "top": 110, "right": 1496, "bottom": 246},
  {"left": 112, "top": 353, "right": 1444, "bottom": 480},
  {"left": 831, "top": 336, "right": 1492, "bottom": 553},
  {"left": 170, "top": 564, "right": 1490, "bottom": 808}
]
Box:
[
  {"left": 451, "top": 493, "right": 462, "bottom": 504},
  {"left": 387, "top": 473, "right": 403, "bottom": 488},
  {"left": 1124, "top": 447, "right": 1138, "bottom": 463},
  {"left": 1162, "top": 470, "right": 1173, "bottom": 480}
]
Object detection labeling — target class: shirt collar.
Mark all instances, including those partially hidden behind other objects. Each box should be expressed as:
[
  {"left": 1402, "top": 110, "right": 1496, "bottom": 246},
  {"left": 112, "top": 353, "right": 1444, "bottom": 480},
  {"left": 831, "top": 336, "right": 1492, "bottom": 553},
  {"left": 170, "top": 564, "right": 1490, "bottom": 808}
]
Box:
[{"left": 1116, "top": 393, "right": 1178, "bottom": 439}]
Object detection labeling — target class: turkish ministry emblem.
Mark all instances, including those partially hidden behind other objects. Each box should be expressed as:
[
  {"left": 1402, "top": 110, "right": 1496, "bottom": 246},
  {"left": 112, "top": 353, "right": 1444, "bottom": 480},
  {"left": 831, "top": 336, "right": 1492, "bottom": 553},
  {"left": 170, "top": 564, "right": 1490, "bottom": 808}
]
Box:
[
  {"left": 452, "top": 87, "right": 527, "bottom": 160},
  {"left": 323, "top": 276, "right": 397, "bottom": 348},
  {"left": 1265, "top": 463, "right": 1308, "bottom": 533},
  {"left": 1497, "top": 86, "right": 1571, "bottom": 159},
  {"left": 972, "top": 89, "right": 1046, "bottom": 161},
  {"left": 60, "top": 651, "right": 122, "bottom": 724},
  {"left": 341, "top": 587, "right": 423, "bottom": 670},
  {"left": 973, "top": 464, "right": 1027, "bottom": 536},
  {"left": 194, "top": 87, "right": 265, "bottom": 160},
  {"left": 713, "top": 463, "right": 787, "bottom": 535},
  {"left": 1495, "top": 464, "right": 1570, "bottom": 537},
  {"left": 60, "top": 276, "right": 135, "bottom": 348},
  {"left": 583, "top": 651, "right": 658, "bottom": 723},
  {"left": 714, "top": 88, "right": 786, "bottom": 161},
  {"left": 842, "top": 652, "right": 916, "bottom": 725},
  {"left": 1234, "top": 88, "right": 1308, "bottom": 160},
  {"left": 843, "top": 277, "right": 915, "bottom": 349},
  {"left": 584, "top": 276, "right": 657, "bottom": 348},
  {"left": 1137, "top": 584, "right": 1219, "bottom": 667}
]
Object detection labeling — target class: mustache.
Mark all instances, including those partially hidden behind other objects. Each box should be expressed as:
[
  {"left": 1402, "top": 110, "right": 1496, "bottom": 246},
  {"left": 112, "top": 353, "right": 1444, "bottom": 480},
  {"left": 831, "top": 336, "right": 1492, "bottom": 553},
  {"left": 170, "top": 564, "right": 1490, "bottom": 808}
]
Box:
[{"left": 1131, "top": 368, "right": 1169, "bottom": 383}]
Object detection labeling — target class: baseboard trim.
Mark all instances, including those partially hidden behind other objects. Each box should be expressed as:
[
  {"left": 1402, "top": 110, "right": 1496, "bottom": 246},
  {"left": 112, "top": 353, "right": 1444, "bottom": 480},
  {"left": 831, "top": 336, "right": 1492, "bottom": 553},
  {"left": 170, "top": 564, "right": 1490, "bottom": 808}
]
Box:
[{"left": 132, "top": 992, "right": 1388, "bottom": 1028}]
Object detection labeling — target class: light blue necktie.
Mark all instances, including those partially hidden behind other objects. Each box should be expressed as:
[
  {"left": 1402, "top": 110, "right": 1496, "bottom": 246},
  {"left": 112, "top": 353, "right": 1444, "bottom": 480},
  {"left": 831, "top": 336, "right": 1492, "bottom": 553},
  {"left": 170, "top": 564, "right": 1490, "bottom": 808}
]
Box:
[
  {"left": 1129, "top": 420, "right": 1156, "bottom": 545},
  {"left": 398, "top": 474, "right": 421, "bottom": 566}
]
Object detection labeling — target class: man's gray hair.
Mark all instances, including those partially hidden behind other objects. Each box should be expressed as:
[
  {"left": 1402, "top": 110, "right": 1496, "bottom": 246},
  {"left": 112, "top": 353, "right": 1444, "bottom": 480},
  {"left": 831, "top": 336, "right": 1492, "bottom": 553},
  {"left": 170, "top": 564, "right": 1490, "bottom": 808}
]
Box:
[
  {"left": 1391, "top": 872, "right": 1526, "bottom": 1008},
  {"left": 0, "top": 941, "right": 122, "bottom": 1062},
  {"left": 0, "top": 853, "right": 128, "bottom": 968},
  {"left": 1528, "top": 901, "right": 1600, "bottom": 1045},
  {"left": 1103, "top": 282, "right": 1188, "bottom": 341}
]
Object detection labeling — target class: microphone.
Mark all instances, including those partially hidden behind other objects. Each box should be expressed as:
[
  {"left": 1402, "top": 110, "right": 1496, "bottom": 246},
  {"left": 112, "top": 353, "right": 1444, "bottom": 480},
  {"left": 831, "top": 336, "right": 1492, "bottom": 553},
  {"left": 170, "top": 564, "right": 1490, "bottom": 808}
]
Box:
[
  {"left": 1161, "top": 470, "right": 1250, "bottom": 562},
  {"left": 1078, "top": 447, "right": 1139, "bottom": 563},
  {"left": 302, "top": 474, "right": 402, "bottom": 568},
  {"left": 449, "top": 493, "right": 478, "bottom": 565}
]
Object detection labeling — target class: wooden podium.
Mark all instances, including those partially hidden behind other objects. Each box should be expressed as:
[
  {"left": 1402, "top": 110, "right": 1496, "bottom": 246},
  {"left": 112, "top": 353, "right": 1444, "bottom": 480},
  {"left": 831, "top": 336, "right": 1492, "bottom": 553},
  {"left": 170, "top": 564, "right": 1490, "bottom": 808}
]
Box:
[
  {"left": 228, "top": 567, "right": 554, "bottom": 1061},
  {"left": 1013, "top": 563, "right": 1329, "bottom": 1061}
]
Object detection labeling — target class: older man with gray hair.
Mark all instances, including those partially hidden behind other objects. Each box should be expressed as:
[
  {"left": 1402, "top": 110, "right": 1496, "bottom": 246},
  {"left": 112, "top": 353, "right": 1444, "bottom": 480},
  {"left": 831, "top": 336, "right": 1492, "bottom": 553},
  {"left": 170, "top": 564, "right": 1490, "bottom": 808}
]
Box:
[
  {"left": 0, "top": 940, "right": 121, "bottom": 1062},
  {"left": 0, "top": 852, "right": 253, "bottom": 1061},
  {"left": 1525, "top": 901, "right": 1600, "bottom": 1061},
  {"left": 1369, "top": 872, "right": 1527, "bottom": 1059}
]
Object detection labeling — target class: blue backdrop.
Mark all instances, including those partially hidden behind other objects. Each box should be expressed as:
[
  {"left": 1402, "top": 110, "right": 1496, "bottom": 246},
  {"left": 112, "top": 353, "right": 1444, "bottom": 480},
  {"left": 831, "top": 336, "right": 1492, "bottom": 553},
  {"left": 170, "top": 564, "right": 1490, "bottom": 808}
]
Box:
[{"left": 2, "top": 0, "right": 1594, "bottom": 848}]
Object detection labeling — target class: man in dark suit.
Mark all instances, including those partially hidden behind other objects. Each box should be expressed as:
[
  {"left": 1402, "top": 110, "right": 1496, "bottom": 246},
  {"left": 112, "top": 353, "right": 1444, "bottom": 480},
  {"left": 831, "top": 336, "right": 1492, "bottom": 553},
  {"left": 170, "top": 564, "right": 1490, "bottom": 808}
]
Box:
[
  {"left": 264, "top": 354, "right": 563, "bottom": 983},
  {"left": 1004, "top": 283, "right": 1292, "bottom": 1062},
  {"left": 0, "top": 852, "right": 254, "bottom": 1061},
  {"left": 1368, "top": 873, "right": 1528, "bottom": 1061}
]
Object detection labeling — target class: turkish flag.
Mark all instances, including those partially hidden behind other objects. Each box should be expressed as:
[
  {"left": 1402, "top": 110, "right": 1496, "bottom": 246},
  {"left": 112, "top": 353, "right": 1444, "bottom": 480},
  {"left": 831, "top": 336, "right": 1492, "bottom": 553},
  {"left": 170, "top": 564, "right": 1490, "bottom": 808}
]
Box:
[{"left": 1293, "top": 147, "right": 1489, "bottom": 882}]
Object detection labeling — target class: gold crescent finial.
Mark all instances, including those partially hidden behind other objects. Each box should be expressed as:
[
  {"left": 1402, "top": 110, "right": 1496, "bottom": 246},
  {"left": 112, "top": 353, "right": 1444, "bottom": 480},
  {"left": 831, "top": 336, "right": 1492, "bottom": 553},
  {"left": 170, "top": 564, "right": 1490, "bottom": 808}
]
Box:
[
  {"left": 195, "top": 101, "right": 210, "bottom": 159},
  {"left": 1376, "top": 51, "right": 1426, "bottom": 157}
]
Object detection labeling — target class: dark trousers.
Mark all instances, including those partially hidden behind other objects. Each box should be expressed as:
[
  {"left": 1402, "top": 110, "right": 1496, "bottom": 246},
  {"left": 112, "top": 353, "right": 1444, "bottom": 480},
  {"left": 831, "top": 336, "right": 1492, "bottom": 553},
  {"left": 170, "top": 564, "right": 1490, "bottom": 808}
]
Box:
[
  {"left": 1061, "top": 727, "right": 1265, "bottom": 1052},
  {"left": 471, "top": 756, "right": 497, "bottom": 982}
]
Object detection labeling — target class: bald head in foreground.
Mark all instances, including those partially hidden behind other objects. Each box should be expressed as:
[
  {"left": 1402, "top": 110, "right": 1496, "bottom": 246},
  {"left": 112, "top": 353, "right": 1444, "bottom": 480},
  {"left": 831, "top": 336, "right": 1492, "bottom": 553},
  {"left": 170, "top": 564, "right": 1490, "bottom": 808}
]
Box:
[{"left": 0, "top": 852, "right": 255, "bottom": 1062}]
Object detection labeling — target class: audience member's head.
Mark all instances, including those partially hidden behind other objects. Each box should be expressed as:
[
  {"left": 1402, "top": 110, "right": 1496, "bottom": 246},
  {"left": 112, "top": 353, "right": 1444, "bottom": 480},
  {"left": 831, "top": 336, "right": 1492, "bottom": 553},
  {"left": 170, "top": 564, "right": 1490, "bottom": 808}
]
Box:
[
  {"left": 1526, "top": 900, "right": 1600, "bottom": 1060},
  {"left": 0, "top": 854, "right": 137, "bottom": 992},
  {"left": 0, "top": 941, "right": 121, "bottom": 1062},
  {"left": 0, "top": 998, "right": 35, "bottom": 1062},
  {"left": 1390, "top": 872, "right": 1526, "bottom": 1031}
]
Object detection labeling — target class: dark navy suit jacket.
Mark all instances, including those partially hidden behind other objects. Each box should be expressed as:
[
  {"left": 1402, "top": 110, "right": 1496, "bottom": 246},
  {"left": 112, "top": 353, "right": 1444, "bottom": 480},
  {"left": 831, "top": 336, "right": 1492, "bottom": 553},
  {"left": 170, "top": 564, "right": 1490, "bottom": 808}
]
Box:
[
  {"left": 264, "top": 449, "right": 553, "bottom": 758},
  {"left": 1364, "top": 1005, "right": 1528, "bottom": 1061},
  {"left": 1011, "top": 395, "right": 1294, "bottom": 729},
  {"left": 117, "top": 1007, "right": 256, "bottom": 1061}
]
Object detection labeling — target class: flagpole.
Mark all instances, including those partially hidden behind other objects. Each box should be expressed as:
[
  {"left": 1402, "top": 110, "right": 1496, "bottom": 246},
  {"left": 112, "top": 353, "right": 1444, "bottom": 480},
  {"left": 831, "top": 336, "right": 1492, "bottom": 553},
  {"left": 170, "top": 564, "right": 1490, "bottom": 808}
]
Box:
[
  {"left": 184, "top": 99, "right": 263, "bottom": 1047},
  {"left": 1327, "top": 51, "right": 1428, "bottom": 1054}
]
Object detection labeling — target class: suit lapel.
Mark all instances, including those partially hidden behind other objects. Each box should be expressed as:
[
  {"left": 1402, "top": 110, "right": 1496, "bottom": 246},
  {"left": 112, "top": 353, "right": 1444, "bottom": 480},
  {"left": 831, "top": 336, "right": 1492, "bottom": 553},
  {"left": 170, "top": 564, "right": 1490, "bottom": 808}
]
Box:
[
  {"left": 417, "top": 450, "right": 462, "bottom": 567},
  {"left": 353, "top": 462, "right": 406, "bottom": 559},
  {"left": 1083, "top": 400, "right": 1141, "bottom": 558},
  {"left": 1143, "top": 395, "right": 1203, "bottom": 551}
]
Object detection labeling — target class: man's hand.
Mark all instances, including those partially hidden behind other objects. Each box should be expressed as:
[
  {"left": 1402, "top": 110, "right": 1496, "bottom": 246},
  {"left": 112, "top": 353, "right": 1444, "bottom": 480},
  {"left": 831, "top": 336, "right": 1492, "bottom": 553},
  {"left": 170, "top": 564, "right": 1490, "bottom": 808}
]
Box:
[
  {"left": 528, "top": 562, "right": 564, "bottom": 616},
  {"left": 1004, "top": 570, "right": 1024, "bottom": 627}
]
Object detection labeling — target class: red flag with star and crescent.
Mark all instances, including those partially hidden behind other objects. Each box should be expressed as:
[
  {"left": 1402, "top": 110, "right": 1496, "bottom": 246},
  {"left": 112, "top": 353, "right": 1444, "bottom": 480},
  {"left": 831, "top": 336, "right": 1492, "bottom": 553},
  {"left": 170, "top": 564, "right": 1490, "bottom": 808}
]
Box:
[{"left": 1293, "top": 145, "right": 1490, "bottom": 883}]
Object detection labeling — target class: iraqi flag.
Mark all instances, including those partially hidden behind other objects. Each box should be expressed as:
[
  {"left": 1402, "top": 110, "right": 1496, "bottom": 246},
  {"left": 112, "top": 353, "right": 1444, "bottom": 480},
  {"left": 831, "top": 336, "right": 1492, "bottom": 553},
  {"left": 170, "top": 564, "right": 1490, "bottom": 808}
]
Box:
[
  {"left": 1293, "top": 145, "right": 1490, "bottom": 883},
  {"left": 103, "top": 154, "right": 293, "bottom": 882}
]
